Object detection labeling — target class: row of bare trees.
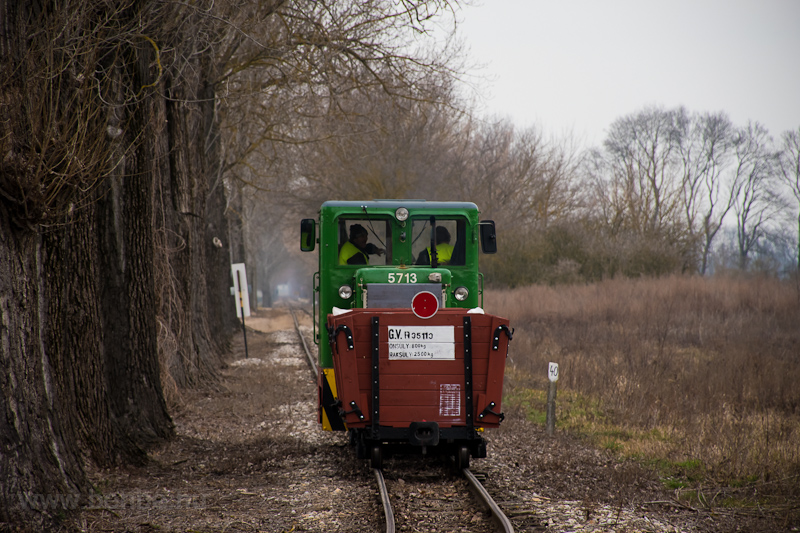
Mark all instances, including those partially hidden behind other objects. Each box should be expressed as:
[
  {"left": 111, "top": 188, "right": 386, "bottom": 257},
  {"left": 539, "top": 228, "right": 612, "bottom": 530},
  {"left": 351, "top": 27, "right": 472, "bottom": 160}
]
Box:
[
  {"left": 1, "top": 1, "right": 242, "bottom": 525},
  {"left": 1, "top": 0, "right": 464, "bottom": 526}
]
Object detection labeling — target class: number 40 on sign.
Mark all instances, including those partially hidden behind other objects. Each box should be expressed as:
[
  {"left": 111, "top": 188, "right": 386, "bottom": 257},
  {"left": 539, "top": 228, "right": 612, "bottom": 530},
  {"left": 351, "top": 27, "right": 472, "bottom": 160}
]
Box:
[{"left": 548, "top": 362, "right": 559, "bottom": 382}]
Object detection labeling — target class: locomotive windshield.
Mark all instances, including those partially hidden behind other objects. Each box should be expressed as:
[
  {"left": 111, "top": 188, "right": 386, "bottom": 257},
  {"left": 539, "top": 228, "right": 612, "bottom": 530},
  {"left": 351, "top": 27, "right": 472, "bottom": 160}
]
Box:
[
  {"left": 337, "top": 217, "right": 391, "bottom": 266},
  {"left": 335, "top": 215, "right": 469, "bottom": 267},
  {"left": 411, "top": 217, "right": 466, "bottom": 266}
]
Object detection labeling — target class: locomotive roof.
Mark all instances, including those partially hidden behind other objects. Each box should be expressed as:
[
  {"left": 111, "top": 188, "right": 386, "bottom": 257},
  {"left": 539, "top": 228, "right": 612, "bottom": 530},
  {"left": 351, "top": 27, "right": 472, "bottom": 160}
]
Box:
[{"left": 320, "top": 200, "right": 479, "bottom": 212}]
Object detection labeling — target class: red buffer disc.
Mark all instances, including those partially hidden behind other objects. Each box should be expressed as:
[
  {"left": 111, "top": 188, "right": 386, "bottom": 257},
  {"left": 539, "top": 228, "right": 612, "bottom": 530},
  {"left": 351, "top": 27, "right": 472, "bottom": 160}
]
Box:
[{"left": 411, "top": 291, "right": 439, "bottom": 319}]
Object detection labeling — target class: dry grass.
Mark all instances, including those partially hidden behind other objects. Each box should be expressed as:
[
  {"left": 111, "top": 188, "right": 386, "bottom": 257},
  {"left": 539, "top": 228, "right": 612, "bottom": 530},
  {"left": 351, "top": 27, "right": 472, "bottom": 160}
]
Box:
[{"left": 486, "top": 275, "right": 800, "bottom": 502}]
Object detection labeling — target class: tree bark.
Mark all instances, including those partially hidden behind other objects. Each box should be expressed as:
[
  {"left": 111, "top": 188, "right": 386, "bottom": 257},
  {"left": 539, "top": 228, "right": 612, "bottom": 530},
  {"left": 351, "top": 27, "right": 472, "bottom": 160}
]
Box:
[
  {"left": 0, "top": 213, "right": 85, "bottom": 526},
  {"left": 97, "top": 146, "right": 174, "bottom": 453},
  {"left": 42, "top": 204, "right": 117, "bottom": 467}
]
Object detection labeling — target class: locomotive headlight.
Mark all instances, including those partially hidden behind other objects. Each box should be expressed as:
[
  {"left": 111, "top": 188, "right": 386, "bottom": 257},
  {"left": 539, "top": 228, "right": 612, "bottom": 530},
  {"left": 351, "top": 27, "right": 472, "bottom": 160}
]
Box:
[
  {"left": 338, "top": 285, "right": 353, "bottom": 299},
  {"left": 454, "top": 286, "right": 469, "bottom": 301},
  {"left": 395, "top": 207, "right": 409, "bottom": 222}
]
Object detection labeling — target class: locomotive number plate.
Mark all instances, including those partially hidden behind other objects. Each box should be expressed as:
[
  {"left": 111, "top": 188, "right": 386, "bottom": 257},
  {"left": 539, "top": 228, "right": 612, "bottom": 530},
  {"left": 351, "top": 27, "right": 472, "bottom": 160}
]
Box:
[
  {"left": 387, "top": 326, "right": 455, "bottom": 360},
  {"left": 387, "top": 272, "right": 417, "bottom": 283}
]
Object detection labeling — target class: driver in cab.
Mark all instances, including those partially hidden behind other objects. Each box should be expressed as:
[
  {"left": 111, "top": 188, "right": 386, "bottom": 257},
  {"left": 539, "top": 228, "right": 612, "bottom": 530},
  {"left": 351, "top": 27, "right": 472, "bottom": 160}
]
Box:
[
  {"left": 415, "top": 226, "right": 453, "bottom": 265},
  {"left": 339, "top": 224, "right": 385, "bottom": 265}
]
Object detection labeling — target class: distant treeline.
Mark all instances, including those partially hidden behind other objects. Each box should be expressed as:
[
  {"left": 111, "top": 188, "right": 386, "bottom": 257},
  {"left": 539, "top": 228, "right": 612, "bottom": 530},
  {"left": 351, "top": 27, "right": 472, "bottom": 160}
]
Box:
[{"left": 264, "top": 100, "right": 800, "bottom": 288}]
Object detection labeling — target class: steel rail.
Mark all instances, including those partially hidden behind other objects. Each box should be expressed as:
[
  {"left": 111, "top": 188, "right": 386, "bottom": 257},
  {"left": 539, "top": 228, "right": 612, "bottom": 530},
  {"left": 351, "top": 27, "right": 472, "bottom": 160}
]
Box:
[
  {"left": 374, "top": 468, "right": 396, "bottom": 533},
  {"left": 374, "top": 464, "right": 511, "bottom": 533},
  {"left": 290, "top": 307, "right": 318, "bottom": 379},
  {"left": 463, "top": 468, "right": 515, "bottom": 533}
]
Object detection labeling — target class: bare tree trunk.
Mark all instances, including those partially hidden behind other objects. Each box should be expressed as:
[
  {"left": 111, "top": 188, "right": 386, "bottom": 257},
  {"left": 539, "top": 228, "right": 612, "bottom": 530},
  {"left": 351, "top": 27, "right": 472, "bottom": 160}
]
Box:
[
  {"left": 1, "top": 2, "right": 102, "bottom": 523},
  {"left": 201, "top": 71, "right": 239, "bottom": 338},
  {"left": 0, "top": 214, "right": 86, "bottom": 526},
  {"left": 158, "top": 45, "right": 221, "bottom": 387},
  {"left": 42, "top": 204, "right": 117, "bottom": 466},
  {"left": 95, "top": 29, "right": 174, "bottom": 452},
  {"left": 97, "top": 145, "right": 174, "bottom": 451}
]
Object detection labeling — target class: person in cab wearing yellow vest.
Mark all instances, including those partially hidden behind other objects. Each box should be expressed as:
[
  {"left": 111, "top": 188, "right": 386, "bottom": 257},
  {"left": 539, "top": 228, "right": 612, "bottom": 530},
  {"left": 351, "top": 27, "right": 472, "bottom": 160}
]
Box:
[
  {"left": 416, "top": 226, "right": 454, "bottom": 265},
  {"left": 339, "top": 224, "right": 385, "bottom": 265}
]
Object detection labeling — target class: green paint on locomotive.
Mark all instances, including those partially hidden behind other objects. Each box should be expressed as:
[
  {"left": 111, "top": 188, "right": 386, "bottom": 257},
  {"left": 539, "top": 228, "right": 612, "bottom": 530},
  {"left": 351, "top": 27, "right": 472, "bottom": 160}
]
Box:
[{"left": 301, "top": 200, "right": 497, "bottom": 369}]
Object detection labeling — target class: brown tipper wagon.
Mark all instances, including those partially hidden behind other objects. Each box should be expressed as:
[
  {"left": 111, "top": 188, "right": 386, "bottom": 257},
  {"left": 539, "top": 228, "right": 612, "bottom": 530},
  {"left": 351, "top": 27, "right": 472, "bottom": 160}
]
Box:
[{"left": 327, "top": 307, "right": 512, "bottom": 468}]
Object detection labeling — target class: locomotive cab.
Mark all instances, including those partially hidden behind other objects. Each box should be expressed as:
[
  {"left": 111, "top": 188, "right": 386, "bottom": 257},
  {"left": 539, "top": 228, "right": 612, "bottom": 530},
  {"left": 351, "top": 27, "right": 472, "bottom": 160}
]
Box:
[{"left": 301, "top": 200, "right": 510, "bottom": 468}]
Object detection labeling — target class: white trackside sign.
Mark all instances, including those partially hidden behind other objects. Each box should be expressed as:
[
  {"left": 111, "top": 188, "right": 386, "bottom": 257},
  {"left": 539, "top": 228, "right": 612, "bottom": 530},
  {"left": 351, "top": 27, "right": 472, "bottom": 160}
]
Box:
[
  {"left": 548, "top": 362, "right": 559, "bottom": 382},
  {"left": 230, "top": 263, "right": 251, "bottom": 318}
]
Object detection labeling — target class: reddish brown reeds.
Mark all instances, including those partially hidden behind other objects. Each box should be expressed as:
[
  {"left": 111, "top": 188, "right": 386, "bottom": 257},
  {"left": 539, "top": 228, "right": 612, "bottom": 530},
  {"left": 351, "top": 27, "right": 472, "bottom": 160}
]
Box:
[{"left": 486, "top": 275, "right": 800, "bottom": 499}]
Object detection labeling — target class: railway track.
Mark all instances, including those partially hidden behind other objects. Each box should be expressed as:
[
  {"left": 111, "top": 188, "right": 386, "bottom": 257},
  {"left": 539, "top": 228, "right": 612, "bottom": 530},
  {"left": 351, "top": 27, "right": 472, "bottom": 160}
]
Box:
[
  {"left": 289, "top": 306, "right": 514, "bottom": 533},
  {"left": 374, "top": 461, "right": 514, "bottom": 533}
]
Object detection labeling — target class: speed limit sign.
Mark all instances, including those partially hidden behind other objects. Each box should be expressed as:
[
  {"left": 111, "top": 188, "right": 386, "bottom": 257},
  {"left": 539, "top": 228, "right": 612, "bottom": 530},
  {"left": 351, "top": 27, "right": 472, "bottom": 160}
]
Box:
[{"left": 548, "top": 362, "right": 559, "bottom": 382}]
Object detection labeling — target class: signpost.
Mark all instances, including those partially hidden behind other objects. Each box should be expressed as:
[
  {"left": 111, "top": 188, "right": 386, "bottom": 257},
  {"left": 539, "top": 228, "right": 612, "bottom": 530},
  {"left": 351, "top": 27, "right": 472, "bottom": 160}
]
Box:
[
  {"left": 546, "top": 362, "right": 559, "bottom": 435},
  {"left": 231, "top": 263, "right": 250, "bottom": 359}
]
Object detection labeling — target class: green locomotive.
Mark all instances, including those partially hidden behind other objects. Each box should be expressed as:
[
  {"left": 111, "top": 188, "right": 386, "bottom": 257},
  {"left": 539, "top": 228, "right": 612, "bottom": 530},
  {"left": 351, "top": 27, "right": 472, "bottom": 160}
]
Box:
[{"left": 301, "top": 200, "right": 510, "bottom": 467}]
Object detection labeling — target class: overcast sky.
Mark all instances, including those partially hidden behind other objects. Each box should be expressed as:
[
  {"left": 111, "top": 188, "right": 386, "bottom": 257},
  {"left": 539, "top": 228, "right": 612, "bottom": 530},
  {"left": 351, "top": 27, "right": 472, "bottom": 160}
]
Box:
[{"left": 452, "top": 0, "right": 800, "bottom": 147}]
